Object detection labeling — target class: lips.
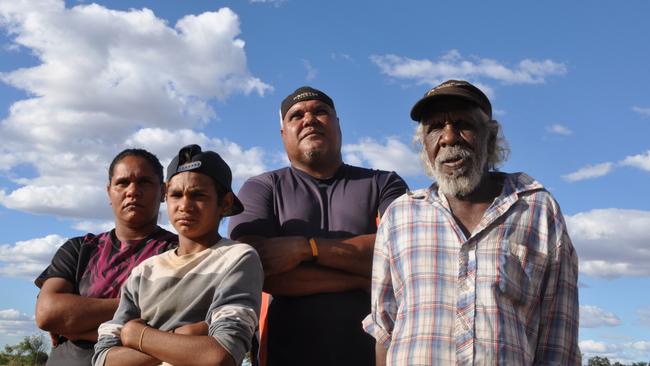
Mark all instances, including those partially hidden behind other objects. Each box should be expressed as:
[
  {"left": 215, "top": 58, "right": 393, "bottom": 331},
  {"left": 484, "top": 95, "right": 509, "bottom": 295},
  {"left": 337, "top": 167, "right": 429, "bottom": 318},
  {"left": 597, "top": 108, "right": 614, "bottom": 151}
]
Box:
[
  {"left": 441, "top": 156, "right": 466, "bottom": 169},
  {"left": 123, "top": 202, "right": 143, "bottom": 210},
  {"left": 299, "top": 129, "right": 323, "bottom": 141},
  {"left": 175, "top": 216, "right": 196, "bottom": 225}
]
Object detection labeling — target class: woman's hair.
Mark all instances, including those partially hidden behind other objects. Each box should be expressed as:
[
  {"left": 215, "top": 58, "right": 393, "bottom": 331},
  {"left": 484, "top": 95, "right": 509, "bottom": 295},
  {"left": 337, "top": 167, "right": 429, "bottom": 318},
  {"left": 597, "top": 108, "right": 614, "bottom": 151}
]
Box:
[{"left": 108, "top": 148, "right": 164, "bottom": 184}]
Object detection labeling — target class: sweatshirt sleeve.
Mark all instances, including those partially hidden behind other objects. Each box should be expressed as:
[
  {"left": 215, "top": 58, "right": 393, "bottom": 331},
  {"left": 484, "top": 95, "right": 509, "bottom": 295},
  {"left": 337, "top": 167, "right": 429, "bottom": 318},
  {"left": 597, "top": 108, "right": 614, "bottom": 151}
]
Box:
[{"left": 207, "top": 246, "right": 263, "bottom": 366}]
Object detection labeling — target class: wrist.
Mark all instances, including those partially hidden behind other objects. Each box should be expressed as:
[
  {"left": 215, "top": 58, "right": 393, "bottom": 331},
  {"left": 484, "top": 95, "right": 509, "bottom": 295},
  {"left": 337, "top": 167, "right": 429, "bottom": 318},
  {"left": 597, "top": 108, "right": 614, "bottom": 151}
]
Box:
[{"left": 307, "top": 237, "right": 319, "bottom": 262}]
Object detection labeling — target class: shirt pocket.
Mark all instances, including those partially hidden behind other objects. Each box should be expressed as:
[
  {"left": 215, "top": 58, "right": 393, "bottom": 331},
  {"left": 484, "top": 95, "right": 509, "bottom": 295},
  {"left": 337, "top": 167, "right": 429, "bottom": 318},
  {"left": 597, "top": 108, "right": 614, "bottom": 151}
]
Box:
[{"left": 497, "top": 242, "right": 548, "bottom": 305}]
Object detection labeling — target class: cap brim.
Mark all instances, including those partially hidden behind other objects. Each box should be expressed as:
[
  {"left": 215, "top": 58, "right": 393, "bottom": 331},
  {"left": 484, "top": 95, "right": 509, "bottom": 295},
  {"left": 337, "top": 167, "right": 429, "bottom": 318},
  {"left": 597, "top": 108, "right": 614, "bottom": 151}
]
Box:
[{"left": 410, "top": 90, "right": 483, "bottom": 121}]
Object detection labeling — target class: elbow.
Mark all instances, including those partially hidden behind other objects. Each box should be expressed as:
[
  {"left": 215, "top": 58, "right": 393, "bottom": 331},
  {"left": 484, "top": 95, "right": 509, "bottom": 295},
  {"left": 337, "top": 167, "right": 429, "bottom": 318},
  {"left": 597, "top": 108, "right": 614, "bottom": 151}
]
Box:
[
  {"left": 35, "top": 297, "right": 68, "bottom": 332},
  {"left": 196, "top": 345, "right": 235, "bottom": 366},
  {"left": 35, "top": 302, "right": 56, "bottom": 331}
]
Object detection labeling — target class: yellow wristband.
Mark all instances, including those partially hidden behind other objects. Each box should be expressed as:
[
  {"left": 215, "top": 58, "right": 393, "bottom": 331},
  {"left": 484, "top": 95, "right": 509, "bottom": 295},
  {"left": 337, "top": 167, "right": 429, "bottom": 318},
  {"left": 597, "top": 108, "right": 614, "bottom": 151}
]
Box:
[
  {"left": 138, "top": 326, "right": 149, "bottom": 353},
  {"left": 308, "top": 238, "right": 319, "bottom": 260}
]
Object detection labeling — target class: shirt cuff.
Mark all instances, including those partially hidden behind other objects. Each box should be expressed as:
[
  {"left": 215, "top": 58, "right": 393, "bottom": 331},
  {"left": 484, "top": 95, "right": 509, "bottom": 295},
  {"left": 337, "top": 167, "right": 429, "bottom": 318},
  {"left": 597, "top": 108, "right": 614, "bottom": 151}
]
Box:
[{"left": 362, "top": 314, "right": 392, "bottom": 348}]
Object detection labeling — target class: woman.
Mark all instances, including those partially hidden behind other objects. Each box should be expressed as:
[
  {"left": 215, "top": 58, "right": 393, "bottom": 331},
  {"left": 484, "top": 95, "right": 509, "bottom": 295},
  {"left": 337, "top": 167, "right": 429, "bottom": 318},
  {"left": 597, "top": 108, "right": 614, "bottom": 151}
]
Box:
[
  {"left": 35, "top": 149, "right": 178, "bottom": 366},
  {"left": 93, "top": 144, "right": 263, "bottom": 366}
]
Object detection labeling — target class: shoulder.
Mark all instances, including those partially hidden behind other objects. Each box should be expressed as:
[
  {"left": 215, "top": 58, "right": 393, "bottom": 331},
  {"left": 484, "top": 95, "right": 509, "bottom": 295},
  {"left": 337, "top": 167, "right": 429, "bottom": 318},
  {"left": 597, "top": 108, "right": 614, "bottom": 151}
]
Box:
[
  {"left": 505, "top": 172, "right": 559, "bottom": 206},
  {"left": 343, "top": 164, "right": 407, "bottom": 186},
  {"left": 244, "top": 167, "right": 291, "bottom": 185},
  {"left": 237, "top": 167, "right": 291, "bottom": 197}
]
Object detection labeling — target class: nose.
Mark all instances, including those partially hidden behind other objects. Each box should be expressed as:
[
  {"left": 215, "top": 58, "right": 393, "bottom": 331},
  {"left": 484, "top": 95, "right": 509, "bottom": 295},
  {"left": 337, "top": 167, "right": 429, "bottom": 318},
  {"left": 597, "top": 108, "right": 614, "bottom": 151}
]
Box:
[
  {"left": 125, "top": 182, "right": 142, "bottom": 197},
  {"left": 302, "top": 111, "right": 317, "bottom": 127},
  {"left": 177, "top": 195, "right": 192, "bottom": 212},
  {"left": 438, "top": 122, "right": 460, "bottom": 147}
]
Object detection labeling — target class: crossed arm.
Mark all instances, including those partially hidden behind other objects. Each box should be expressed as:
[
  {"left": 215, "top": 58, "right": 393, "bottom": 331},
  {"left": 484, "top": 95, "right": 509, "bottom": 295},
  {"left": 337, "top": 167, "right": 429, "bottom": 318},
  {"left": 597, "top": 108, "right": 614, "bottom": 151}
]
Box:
[
  {"left": 236, "top": 234, "right": 374, "bottom": 296},
  {"left": 35, "top": 277, "right": 119, "bottom": 342},
  {"left": 103, "top": 320, "right": 234, "bottom": 366}
]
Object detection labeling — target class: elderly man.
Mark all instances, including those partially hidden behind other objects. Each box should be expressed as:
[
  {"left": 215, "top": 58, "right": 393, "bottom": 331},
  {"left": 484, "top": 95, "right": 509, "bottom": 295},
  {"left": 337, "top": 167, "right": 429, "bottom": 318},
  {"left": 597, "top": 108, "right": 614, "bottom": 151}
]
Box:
[
  {"left": 363, "top": 80, "right": 581, "bottom": 365},
  {"left": 228, "top": 86, "right": 408, "bottom": 366}
]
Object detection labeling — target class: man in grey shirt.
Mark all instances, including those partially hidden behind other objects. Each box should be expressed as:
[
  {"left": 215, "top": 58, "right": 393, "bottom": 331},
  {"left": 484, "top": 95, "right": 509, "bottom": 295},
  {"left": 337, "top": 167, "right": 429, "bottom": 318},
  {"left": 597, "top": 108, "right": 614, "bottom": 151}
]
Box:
[{"left": 229, "top": 86, "right": 408, "bottom": 366}]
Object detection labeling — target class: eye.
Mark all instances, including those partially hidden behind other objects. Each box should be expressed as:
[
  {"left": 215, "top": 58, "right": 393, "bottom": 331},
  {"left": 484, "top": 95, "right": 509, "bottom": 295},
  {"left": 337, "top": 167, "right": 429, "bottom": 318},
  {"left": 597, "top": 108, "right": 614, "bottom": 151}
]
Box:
[
  {"left": 113, "top": 178, "right": 129, "bottom": 187},
  {"left": 426, "top": 121, "right": 445, "bottom": 133},
  {"left": 288, "top": 111, "right": 303, "bottom": 122}
]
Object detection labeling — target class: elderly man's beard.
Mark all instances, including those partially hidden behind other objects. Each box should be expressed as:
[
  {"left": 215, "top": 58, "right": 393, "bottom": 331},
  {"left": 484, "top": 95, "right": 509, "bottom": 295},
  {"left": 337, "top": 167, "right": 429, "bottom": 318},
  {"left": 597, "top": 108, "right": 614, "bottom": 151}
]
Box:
[{"left": 430, "top": 141, "right": 488, "bottom": 198}]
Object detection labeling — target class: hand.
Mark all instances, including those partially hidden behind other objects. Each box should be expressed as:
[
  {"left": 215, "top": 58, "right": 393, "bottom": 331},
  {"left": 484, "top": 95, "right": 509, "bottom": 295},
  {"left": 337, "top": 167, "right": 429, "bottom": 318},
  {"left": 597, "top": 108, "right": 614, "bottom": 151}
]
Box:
[
  {"left": 173, "top": 321, "right": 208, "bottom": 336},
  {"left": 121, "top": 319, "right": 148, "bottom": 350},
  {"left": 256, "top": 236, "right": 311, "bottom": 276}
]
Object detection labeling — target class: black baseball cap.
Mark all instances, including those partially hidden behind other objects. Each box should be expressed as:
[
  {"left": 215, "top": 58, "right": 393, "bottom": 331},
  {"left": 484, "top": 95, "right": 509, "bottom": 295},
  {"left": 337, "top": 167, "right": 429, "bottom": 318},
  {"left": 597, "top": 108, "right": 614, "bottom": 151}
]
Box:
[
  {"left": 166, "top": 144, "right": 244, "bottom": 216},
  {"left": 410, "top": 79, "right": 492, "bottom": 121},
  {"left": 280, "top": 86, "right": 335, "bottom": 120}
]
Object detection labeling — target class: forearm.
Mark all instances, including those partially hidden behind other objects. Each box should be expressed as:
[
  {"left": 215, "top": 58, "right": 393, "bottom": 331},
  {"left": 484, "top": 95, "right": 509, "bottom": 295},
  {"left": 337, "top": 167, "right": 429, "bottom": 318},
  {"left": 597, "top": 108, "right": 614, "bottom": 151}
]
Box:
[
  {"left": 238, "top": 234, "right": 374, "bottom": 277},
  {"left": 375, "top": 342, "right": 387, "bottom": 366},
  {"left": 131, "top": 326, "right": 234, "bottom": 366},
  {"left": 104, "top": 346, "right": 160, "bottom": 366},
  {"left": 313, "top": 234, "right": 374, "bottom": 277},
  {"left": 36, "top": 293, "right": 119, "bottom": 334},
  {"left": 264, "top": 265, "right": 370, "bottom": 296}
]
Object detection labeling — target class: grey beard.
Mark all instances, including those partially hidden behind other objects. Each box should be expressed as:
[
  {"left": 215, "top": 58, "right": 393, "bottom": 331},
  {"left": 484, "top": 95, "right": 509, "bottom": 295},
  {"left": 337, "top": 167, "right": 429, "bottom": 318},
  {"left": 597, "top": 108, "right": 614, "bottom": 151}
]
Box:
[
  {"left": 304, "top": 150, "right": 321, "bottom": 159},
  {"left": 432, "top": 145, "right": 487, "bottom": 197}
]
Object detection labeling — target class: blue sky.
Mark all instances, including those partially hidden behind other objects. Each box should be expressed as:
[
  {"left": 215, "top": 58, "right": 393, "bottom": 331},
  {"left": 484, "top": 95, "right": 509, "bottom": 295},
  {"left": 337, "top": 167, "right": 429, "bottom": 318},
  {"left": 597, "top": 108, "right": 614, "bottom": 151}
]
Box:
[{"left": 0, "top": 0, "right": 649, "bottom": 363}]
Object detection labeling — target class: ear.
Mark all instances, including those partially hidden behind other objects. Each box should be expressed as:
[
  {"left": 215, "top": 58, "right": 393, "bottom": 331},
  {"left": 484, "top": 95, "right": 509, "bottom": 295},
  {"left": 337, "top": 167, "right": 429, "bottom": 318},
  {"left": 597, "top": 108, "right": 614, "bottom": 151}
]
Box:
[
  {"left": 221, "top": 192, "right": 235, "bottom": 214},
  {"left": 106, "top": 184, "right": 111, "bottom": 205}
]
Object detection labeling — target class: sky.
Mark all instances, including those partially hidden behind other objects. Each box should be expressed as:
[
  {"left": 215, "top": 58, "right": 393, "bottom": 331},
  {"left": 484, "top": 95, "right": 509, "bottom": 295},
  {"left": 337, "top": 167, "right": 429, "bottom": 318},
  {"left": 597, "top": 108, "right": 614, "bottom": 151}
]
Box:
[{"left": 0, "top": 0, "right": 648, "bottom": 363}]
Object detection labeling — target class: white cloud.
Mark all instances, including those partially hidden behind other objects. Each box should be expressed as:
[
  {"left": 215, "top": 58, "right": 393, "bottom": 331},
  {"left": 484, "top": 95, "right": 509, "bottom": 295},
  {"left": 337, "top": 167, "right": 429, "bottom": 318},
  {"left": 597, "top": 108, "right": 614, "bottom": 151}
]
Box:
[
  {"left": 632, "top": 106, "right": 650, "bottom": 117},
  {"left": 301, "top": 59, "right": 318, "bottom": 81},
  {"left": 562, "top": 162, "right": 613, "bottom": 182},
  {"left": 0, "top": 1, "right": 271, "bottom": 220},
  {"left": 0, "top": 309, "right": 38, "bottom": 337},
  {"left": 343, "top": 137, "right": 421, "bottom": 177},
  {"left": 621, "top": 150, "right": 650, "bottom": 172},
  {"left": 580, "top": 339, "right": 650, "bottom": 364},
  {"left": 370, "top": 50, "right": 567, "bottom": 87},
  {"left": 566, "top": 208, "right": 650, "bottom": 278},
  {"left": 0, "top": 185, "right": 108, "bottom": 219},
  {"left": 580, "top": 305, "right": 622, "bottom": 328},
  {"left": 0, "top": 234, "right": 66, "bottom": 278},
  {"left": 637, "top": 307, "right": 650, "bottom": 327},
  {"left": 124, "top": 128, "right": 266, "bottom": 184},
  {"left": 546, "top": 123, "right": 573, "bottom": 136},
  {"left": 72, "top": 220, "right": 115, "bottom": 233}
]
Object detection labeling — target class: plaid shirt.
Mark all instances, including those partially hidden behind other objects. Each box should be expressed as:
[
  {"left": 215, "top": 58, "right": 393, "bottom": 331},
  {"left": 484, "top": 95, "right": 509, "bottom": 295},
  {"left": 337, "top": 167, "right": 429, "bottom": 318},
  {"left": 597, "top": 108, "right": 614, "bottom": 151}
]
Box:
[{"left": 363, "top": 172, "right": 580, "bottom": 365}]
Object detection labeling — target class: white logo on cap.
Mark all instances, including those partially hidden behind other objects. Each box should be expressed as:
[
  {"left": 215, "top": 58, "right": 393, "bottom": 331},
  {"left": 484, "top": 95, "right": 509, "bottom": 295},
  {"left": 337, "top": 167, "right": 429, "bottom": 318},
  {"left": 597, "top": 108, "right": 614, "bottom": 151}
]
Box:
[{"left": 177, "top": 161, "right": 202, "bottom": 172}]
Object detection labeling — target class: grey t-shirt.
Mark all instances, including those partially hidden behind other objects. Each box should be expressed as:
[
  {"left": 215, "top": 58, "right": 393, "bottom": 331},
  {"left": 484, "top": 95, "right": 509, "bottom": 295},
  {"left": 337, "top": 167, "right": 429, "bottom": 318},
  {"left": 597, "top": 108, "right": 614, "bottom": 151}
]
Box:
[{"left": 228, "top": 164, "right": 408, "bottom": 366}]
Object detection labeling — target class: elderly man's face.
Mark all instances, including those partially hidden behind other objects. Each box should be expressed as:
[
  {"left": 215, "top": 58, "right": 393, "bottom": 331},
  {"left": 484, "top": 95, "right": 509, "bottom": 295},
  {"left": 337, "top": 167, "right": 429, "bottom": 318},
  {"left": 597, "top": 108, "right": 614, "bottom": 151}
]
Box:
[
  {"left": 421, "top": 103, "right": 491, "bottom": 197},
  {"left": 281, "top": 99, "right": 342, "bottom": 165}
]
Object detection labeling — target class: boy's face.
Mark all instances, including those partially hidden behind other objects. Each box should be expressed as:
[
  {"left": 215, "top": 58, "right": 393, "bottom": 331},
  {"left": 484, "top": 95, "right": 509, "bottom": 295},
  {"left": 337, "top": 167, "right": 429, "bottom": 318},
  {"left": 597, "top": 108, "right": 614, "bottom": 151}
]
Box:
[{"left": 166, "top": 171, "right": 231, "bottom": 242}]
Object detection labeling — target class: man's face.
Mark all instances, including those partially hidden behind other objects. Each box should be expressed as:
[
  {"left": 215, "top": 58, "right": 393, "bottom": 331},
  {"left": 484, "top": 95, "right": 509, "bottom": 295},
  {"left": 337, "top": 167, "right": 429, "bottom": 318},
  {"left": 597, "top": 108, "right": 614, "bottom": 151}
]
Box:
[
  {"left": 421, "top": 103, "right": 492, "bottom": 197},
  {"left": 107, "top": 155, "right": 164, "bottom": 229},
  {"left": 281, "top": 99, "right": 342, "bottom": 165}
]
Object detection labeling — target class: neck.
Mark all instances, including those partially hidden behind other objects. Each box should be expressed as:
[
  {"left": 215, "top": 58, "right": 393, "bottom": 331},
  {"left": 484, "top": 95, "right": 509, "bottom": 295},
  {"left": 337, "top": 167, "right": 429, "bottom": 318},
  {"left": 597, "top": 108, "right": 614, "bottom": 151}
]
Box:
[
  {"left": 177, "top": 232, "right": 222, "bottom": 255},
  {"left": 114, "top": 221, "right": 158, "bottom": 241},
  {"left": 446, "top": 172, "right": 501, "bottom": 204},
  {"left": 292, "top": 155, "right": 343, "bottom": 179}
]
